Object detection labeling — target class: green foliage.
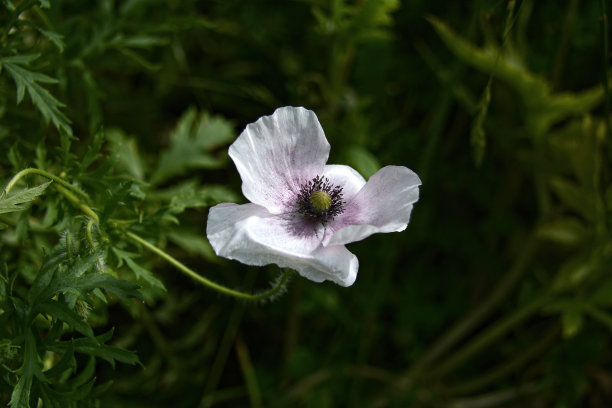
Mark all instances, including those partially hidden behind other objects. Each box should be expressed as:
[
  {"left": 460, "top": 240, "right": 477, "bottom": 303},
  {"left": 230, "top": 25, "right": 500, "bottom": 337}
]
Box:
[
  {"left": 0, "top": 55, "right": 72, "bottom": 137},
  {"left": 150, "top": 108, "right": 234, "bottom": 185},
  {"left": 0, "top": 182, "right": 51, "bottom": 215},
  {"left": 1, "top": 0, "right": 611, "bottom": 407},
  {"left": 0, "top": 243, "right": 141, "bottom": 408},
  {"left": 428, "top": 15, "right": 604, "bottom": 138}
]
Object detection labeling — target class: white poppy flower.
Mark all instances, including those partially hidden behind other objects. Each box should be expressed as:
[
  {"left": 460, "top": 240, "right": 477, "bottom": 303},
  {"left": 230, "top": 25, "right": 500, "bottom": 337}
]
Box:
[{"left": 206, "top": 107, "right": 421, "bottom": 286}]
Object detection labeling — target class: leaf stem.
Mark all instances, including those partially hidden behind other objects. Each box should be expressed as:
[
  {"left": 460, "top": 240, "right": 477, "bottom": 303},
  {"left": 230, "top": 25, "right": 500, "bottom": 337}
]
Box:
[
  {"left": 3, "top": 168, "right": 292, "bottom": 301},
  {"left": 86, "top": 218, "right": 96, "bottom": 250},
  {"left": 125, "top": 231, "right": 292, "bottom": 301},
  {"left": 3, "top": 168, "right": 90, "bottom": 201},
  {"left": 55, "top": 185, "right": 99, "bottom": 223}
]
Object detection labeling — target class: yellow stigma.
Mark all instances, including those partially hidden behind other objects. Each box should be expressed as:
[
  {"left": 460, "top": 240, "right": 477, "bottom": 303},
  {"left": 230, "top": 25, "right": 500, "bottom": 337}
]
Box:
[{"left": 309, "top": 190, "right": 332, "bottom": 212}]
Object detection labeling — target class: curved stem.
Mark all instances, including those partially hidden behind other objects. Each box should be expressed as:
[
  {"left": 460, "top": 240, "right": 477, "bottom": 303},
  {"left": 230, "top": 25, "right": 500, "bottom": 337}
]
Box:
[
  {"left": 55, "top": 185, "right": 99, "bottom": 223},
  {"left": 3, "top": 167, "right": 291, "bottom": 301},
  {"left": 125, "top": 231, "right": 292, "bottom": 301},
  {"left": 86, "top": 218, "right": 96, "bottom": 250},
  {"left": 427, "top": 295, "right": 549, "bottom": 379},
  {"left": 3, "top": 168, "right": 90, "bottom": 200},
  {"left": 407, "top": 234, "right": 538, "bottom": 377}
]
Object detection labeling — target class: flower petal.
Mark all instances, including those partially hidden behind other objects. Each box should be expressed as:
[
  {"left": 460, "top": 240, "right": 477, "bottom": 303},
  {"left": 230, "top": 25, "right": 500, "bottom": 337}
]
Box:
[
  {"left": 229, "top": 107, "right": 330, "bottom": 214},
  {"left": 323, "top": 164, "right": 366, "bottom": 202},
  {"left": 206, "top": 202, "right": 359, "bottom": 286},
  {"left": 323, "top": 165, "right": 421, "bottom": 246}
]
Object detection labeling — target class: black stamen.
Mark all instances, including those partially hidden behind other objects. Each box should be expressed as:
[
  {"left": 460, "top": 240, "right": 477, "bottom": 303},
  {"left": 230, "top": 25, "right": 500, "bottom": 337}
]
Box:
[{"left": 296, "top": 175, "right": 344, "bottom": 223}]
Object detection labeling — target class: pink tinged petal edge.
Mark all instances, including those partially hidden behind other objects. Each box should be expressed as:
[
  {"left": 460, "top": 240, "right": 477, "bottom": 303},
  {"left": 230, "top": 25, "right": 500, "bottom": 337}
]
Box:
[
  {"left": 323, "top": 165, "right": 422, "bottom": 246},
  {"left": 228, "top": 107, "right": 330, "bottom": 214},
  {"left": 323, "top": 164, "right": 366, "bottom": 202},
  {"left": 206, "top": 202, "right": 359, "bottom": 287}
]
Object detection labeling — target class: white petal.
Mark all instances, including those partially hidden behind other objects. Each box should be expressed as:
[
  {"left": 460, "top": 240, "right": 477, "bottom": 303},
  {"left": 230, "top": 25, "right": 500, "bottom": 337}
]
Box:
[
  {"left": 229, "top": 107, "right": 330, "bottom": 214},
  {"left": 323, "top": 164, "right": 366, "bottom": 201},
  {"left": 323, "top": 166, "right": 421, "bottom": 246},
  {"left": 206, "top": 202, "right": 359, "bottom": 286}
]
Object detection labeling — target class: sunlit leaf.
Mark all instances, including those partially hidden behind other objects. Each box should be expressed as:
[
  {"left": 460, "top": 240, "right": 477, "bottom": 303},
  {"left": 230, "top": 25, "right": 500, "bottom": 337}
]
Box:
[
  {"left": 169, "top": 183, "right": 239, "bottom": 214},
  {"left": 0, "top": 181, "right": 51, "bottom": 215},
  {"left": 150, "top": 108, "right": 234, "bottom": 184}
]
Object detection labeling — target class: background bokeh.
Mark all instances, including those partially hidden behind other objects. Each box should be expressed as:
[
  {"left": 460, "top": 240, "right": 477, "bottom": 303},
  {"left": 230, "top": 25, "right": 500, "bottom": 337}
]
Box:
[{"left": 1, "top": 0, "right": 611, "bottom": 407}]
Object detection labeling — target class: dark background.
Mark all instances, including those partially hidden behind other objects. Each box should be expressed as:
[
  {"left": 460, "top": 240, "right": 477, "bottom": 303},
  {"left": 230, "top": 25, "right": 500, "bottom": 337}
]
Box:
[{"left": 1, "top": 0, "right": 611, "bottom": 407}]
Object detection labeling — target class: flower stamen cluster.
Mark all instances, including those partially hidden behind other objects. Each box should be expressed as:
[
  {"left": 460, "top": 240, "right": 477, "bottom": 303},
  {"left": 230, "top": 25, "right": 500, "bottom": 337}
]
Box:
[{"left": 296, "top": 175, "right": 344, "bottom": 223}]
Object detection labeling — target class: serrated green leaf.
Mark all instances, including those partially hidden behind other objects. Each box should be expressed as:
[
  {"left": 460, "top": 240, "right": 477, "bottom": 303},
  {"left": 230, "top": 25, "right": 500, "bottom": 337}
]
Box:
[
  {"left": 0, "top": 54, "right": 39, "bottom": 65},
  {"left": 350, "top": 0, "right": 399, "bottom": 40},
  {"left": 125, "top": 258, "right": 165, "bottom": 292},
  {"left": 48, "top": 330, "right": 140, "bottom": 369},
  {"left": 9, "top": 330, "right": 41, "bottom": 408},
  {"left": 1, "top": 57, "right": 72, "bottom": 136},
  {"left": 39, "top": 377, "right": 96, "bottom": 406},
  {"left": 43, "top": 342, "right": 75, "bottom": 379},
  {"left": 169, "top": 184, "right": 239, "bottom": 214},
  {"left": 99, "top": 181, "right": 137, "bottom": 224},
  {"left": 151, "top": 108, "right": 234, "bottom": 184},
  {"left": 68, "top": 356, "right": 95, "bottom": 388},
  {"left": 37, "top": 28, "right": 65, "bottom": 52},
  {"left": 106, "top": 129, "right": 146, "bottom": 181},
  {"left": 35, "top": 299, "right": 94, "bottom": 338},
  {"left": 110, "top": 247, "right": 135, "bottom": 269},
  {"left": 0, "top": 181, "right": 51, "bottom": 215},
  {"left": 78, "top": 131, "right": 105, "bottom": 173},
  {"left": 29, "top": 249, "right": 142, "bottom": 307}
]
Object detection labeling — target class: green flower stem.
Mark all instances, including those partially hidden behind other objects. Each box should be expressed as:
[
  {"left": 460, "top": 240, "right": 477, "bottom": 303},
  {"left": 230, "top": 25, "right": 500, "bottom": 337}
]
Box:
[
  {"left": 55, "top": 185, "right": 100, "bottom": 223},
  {"left": 3, "top": 168, "right": 90, "bottom": 200},
  {"left": 125, "top": 231, "right": 292, "bottom": 301},
  {"left": 86, "top": 218, "right": 96, "bottom": 250},
  {"left": 3, "top": 168, "right": 292, "bottom": 301}
]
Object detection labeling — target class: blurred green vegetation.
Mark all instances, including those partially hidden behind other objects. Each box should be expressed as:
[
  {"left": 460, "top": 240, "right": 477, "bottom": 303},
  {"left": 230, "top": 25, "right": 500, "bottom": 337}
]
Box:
[{"left": 1, "top": 0, "right": 611, "bottom": 407}]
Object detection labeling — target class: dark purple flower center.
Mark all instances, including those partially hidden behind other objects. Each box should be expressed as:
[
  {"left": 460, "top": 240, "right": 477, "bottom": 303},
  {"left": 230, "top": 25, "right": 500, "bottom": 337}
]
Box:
[{"left": 296, "top": 175, "right": 344, "bottom": 223}]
